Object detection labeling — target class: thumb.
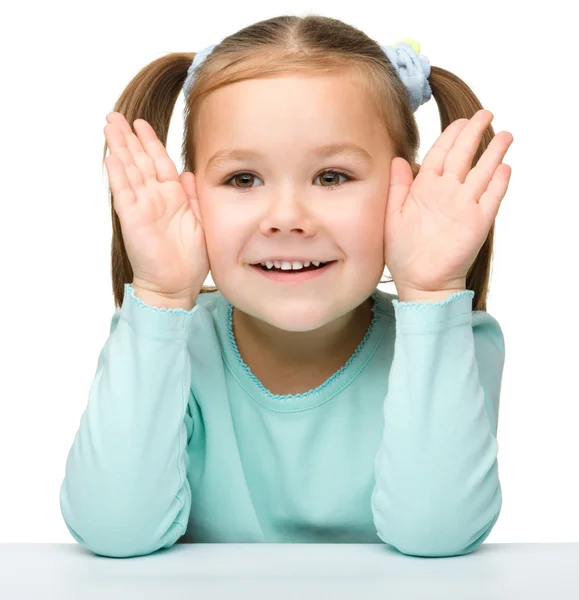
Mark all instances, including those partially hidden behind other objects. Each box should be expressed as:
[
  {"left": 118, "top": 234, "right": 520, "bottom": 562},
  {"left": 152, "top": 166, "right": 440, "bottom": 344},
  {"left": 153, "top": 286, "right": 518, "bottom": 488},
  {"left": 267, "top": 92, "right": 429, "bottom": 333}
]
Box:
[
  {"left": 386, "top": 157, "right": 413, "bottom": 218},
  {"left": 179, "top": 171, "right": 204, "bottom": 229}
]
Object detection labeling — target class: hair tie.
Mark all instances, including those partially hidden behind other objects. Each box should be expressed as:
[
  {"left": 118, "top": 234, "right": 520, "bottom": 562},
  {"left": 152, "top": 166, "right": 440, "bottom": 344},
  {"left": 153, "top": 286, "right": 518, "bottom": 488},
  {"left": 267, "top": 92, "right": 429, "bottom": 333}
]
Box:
[
  {"left": 381, "top": 39, "right": 432, "bottom": 112},
  {"left": 183, "top": 43, "right": 218, "bottom": 97},
  {"left": 183, "top": 38, "right": 431, "bottom": 112}
]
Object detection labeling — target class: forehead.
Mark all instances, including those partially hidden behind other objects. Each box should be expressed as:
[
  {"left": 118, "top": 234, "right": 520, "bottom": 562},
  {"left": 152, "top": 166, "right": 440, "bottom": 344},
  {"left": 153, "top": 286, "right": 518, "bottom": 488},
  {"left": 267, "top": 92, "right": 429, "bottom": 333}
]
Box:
[{"left": 195, "top": 74, "right": 389, "bottom": 158}]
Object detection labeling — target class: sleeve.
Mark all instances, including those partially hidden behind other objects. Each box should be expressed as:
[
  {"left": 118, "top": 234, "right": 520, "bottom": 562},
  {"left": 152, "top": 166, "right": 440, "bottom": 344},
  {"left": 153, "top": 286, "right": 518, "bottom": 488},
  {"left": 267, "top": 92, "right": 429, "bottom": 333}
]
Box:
[
  {"left": 371, "top": 289, "right": 504, "bottom": 557},
  {"left": 59, "top": 283, "right": 198, "bottom": 558}
]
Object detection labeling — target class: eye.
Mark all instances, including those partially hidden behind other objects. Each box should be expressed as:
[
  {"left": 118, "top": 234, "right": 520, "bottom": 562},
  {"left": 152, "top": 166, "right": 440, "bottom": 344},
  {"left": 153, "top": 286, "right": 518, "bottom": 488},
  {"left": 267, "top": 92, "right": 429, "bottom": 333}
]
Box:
[
  {"left": 315, "top": 170, "right": 352, "bottom": 189},
  {"left": 224, "top": 169, "right": 353, "bottom": 191}
]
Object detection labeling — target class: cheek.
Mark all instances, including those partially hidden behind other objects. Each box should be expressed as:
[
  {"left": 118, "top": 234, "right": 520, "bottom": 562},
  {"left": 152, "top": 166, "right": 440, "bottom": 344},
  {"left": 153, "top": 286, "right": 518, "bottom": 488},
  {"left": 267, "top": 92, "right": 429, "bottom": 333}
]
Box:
[
  {"left": 204, "top": 223, "right": 235, "bottom": 264},
  {"left": 333, "top": 199, "right": 386, "bottom": 255},
  {"left": 198, "top": 199, "right": 238, "bottom": 255}
]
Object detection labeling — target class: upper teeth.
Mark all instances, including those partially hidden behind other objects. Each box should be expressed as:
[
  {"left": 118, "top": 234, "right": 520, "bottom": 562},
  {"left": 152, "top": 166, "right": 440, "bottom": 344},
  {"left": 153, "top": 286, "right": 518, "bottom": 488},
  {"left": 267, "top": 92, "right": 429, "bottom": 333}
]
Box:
[{"left": 260, "top": 260, "right": 325, "bottom": 270}]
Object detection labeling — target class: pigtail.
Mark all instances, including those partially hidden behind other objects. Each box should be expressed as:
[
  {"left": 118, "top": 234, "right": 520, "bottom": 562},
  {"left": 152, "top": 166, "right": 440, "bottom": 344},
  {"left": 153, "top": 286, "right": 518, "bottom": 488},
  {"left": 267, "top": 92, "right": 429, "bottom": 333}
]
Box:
[
  {"left": 427, "top": 66, "right": 498, "bottom": 312},
  {"left": 102, "top": 52, "right": 197, "bottom": 309}
]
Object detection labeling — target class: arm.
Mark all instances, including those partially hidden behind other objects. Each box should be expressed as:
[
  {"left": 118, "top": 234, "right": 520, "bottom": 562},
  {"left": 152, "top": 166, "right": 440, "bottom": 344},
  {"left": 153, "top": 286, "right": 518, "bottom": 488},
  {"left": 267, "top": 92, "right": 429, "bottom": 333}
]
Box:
[
  {"left": 59, "top": 283, "right": 197, "bottom": 558},
  {"left": 371, "top": 289, "right": 504, "bottom": 557}
]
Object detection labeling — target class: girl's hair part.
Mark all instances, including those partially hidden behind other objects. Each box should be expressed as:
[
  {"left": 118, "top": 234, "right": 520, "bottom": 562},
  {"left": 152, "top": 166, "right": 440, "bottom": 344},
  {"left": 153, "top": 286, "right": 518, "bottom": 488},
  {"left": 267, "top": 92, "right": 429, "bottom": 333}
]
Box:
[{"left": 103, "top": 14, "right": 498, "bottom": 312}]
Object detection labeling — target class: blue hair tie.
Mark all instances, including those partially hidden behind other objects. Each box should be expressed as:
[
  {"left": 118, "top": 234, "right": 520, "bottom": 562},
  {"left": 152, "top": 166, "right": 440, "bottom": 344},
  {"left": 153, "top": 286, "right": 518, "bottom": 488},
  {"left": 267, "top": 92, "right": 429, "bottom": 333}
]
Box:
[
  {"left": 381, "top": 40, "right": 432, "bottom": 112},
  {"left": 183, "top": 43, "right": 218, "bottom": 98},
  {"left": 183, "top": 38, "right": 431, "bottom": 113}
]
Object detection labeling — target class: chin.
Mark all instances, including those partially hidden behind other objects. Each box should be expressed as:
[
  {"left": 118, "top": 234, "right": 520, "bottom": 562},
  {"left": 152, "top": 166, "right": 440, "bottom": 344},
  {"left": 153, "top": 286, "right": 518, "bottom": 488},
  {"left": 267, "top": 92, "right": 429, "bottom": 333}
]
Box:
[{"left": 245, "top": 299, "right": 339, "bottom": 332}]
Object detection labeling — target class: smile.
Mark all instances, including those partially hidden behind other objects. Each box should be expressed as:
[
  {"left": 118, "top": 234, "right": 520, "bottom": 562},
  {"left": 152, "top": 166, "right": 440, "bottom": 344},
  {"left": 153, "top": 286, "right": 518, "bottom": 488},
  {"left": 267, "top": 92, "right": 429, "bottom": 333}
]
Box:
[{"left": 249, "top": 260, "right": 338, "bottom": 283}]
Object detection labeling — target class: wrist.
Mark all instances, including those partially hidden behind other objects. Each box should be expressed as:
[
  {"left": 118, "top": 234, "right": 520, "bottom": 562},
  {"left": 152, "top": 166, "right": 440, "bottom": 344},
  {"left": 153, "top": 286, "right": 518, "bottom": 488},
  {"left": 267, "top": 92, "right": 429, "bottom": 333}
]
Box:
[
  {"left": 131, "top": 286, "right": 198, "bottom": 311},
  {"left": 396, "top": 287, "right": 466, "bottom": 303}
]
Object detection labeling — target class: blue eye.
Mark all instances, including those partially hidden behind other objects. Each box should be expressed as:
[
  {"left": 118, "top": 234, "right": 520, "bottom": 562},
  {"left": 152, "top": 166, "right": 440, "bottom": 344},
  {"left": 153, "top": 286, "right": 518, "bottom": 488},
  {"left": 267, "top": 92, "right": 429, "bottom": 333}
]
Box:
[{"left": 224, "top": 169, "right": 352, "bottom": 191}]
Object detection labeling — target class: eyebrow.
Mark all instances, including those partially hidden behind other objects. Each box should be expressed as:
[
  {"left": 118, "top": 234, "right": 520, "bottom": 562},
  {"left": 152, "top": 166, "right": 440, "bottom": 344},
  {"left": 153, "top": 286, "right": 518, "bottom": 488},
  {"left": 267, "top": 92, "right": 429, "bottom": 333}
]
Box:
[{"left": 205, "top": 142, "right": 374, "bottom": 172}]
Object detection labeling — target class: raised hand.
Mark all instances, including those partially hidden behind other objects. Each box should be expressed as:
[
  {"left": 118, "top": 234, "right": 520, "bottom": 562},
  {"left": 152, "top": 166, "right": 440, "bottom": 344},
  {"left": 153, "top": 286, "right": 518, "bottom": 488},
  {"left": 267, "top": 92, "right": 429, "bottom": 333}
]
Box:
[
  {"left": 383, "top": 109, "right": 513, "bottom": 296},
  {"left": 104, "top": 112, "right": 210, "bottom": 300}
]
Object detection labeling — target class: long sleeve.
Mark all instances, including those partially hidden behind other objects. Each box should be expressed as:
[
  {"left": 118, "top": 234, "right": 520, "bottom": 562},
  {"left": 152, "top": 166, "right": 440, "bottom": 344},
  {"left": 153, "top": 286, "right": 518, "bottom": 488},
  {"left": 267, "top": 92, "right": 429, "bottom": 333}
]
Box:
[
  {"left": 371, "top": 289, "right": 504, "bottom": 557},
  {"left": 59, "top": 283, "right": 197, "bottom": 558}
]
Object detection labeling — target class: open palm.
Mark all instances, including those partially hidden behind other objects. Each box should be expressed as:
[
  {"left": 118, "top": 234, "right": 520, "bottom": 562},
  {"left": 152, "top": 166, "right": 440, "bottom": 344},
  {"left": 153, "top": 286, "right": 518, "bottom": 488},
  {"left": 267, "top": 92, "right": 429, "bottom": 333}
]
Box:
[
  {"left": 104, "top": 112, "right": 210, "bottom": 297},
  {"left": 384, "top": 110, "right": 513, "bottom": 293}
]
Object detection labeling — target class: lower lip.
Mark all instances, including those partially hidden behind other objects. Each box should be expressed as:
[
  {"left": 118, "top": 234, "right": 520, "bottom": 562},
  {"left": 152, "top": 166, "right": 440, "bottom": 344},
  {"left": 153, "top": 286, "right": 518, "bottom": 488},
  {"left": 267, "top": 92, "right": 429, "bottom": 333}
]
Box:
[{"left": 250, "top": 261, "right": 337, "bottom": 283}]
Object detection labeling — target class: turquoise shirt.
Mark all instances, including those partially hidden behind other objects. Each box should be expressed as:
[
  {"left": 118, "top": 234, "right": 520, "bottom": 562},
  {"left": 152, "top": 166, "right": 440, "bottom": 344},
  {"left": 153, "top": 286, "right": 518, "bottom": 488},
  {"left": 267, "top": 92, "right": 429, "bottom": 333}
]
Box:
[{"left": 60, "top": 282, "right": 504, "bottom": 558}]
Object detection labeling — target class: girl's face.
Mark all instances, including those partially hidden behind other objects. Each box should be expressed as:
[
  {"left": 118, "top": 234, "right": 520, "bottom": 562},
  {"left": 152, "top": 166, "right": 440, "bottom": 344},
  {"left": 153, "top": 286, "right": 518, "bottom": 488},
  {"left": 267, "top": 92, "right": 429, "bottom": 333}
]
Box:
[{"left": 194, "top": 73, "right": 394, "bottom": 332}]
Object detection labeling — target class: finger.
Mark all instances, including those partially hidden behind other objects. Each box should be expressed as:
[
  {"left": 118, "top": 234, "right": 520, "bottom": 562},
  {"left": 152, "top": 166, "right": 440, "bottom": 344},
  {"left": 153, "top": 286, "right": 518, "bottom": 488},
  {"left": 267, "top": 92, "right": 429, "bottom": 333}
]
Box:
[
  {"left": 478, "top": 163, "right": 512, "bottom": 223},
  {"left": 420, "top": 118, "right": 470, "bottom": 176},
  {"left": 386, "top": 157, "right": 414, "bottom": 217},
  {"left": 180, "top": 171, "right": 203, "bottom": 227},
  {"left": 443, "top": 109, "right": 494, "bottom": 182},
  {"left": 464, "top": 131, "right": 514, "bottom": 201},
  {"left": 104, "top": 121, "right": 145, "bottom": 191},
  {"left": 104, "top": 153, "right": 137, "bottom": 217},
  {"left": 133, "top": 119, "right": 181, "bottom": 183},
  {"left": 105, "top": 113, "right": 157, "bottom": 183}
]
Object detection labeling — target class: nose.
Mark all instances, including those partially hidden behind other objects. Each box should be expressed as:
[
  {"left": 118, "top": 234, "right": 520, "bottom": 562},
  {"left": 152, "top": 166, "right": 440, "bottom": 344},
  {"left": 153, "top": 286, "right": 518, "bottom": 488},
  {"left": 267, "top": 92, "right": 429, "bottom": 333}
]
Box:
[{"left": 258, "top": 187, "right": 315, "bottom": 235}]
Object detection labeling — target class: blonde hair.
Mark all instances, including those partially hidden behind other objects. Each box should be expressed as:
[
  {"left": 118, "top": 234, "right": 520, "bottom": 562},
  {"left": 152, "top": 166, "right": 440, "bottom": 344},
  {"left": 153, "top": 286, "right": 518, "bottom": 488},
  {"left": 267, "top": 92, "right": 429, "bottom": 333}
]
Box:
[{"left": 103, "top": 14, "right": 498, "bottom": 312}]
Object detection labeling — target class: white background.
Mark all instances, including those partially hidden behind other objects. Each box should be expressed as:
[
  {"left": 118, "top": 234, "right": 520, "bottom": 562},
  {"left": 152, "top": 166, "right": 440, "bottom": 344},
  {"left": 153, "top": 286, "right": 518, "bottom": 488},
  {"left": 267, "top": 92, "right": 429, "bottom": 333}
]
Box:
[{"left": 1, "top": 0, "right": 577, "bottom": 544}]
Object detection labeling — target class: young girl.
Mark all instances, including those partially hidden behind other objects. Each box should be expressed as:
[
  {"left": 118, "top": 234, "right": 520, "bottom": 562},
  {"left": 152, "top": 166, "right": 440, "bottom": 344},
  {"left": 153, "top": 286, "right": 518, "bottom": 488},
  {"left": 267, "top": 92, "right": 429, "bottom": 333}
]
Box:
[{"left": 60, "top": 15, "right": 513, "bottom": 559}]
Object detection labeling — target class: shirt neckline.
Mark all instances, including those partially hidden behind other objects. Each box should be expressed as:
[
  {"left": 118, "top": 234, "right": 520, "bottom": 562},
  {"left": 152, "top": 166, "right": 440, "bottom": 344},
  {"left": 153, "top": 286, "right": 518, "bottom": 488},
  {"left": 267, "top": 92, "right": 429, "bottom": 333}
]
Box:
[{"left": 216, "top": 289, "right": 389, "bottom": 412}]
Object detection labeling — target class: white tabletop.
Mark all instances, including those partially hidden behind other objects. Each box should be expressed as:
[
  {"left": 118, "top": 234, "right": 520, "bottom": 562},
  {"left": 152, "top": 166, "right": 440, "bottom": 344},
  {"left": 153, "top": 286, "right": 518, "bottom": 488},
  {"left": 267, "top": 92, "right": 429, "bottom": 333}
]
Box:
[{"left": 1, "top": 543, "right": 578, "bottom": 599}]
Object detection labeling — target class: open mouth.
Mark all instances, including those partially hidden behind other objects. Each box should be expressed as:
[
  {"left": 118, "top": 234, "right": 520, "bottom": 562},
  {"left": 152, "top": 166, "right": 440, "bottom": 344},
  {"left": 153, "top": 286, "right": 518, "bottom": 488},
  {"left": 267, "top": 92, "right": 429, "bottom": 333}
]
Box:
[
  {"left": 253, "top": 261, "right": 335, "bottom": 273},
  {"left": 250, "top": 260, "right": 338, "bottom": 281}
]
